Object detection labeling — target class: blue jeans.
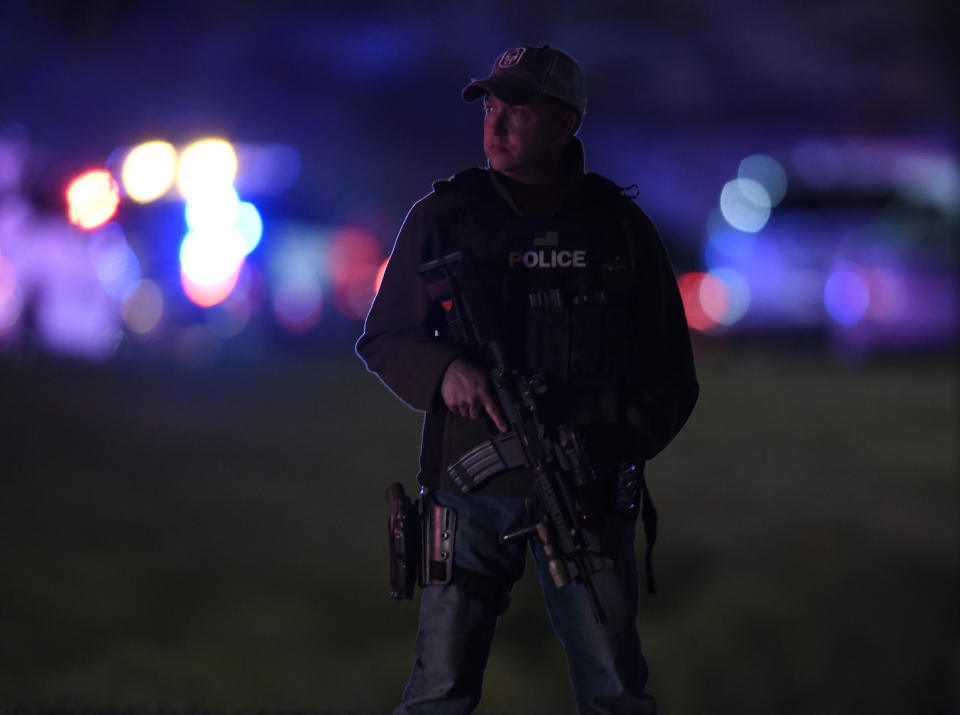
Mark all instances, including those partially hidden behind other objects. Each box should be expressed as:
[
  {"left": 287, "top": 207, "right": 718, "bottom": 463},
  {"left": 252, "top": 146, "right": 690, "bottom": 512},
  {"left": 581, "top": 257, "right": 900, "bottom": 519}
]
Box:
[{"left": 394, "top": 489, "right": 656, "bottom": 714}]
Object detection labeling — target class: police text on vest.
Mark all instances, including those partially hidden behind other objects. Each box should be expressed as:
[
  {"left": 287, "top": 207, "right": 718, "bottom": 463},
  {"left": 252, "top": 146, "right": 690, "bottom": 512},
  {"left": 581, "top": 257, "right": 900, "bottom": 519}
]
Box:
[{"left": 508, "top": 249, "right": 587, "bottom": 268}]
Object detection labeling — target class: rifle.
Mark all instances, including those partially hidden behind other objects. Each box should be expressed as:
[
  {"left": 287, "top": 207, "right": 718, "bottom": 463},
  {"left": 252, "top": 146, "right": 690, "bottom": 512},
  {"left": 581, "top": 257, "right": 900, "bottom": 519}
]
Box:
[{"left": 418, "top": 250, "right": 609, "bottom": 626}]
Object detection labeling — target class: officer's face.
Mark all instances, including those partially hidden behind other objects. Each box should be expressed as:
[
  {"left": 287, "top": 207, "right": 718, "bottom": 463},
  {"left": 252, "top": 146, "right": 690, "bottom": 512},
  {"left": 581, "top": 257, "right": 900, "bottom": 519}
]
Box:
[{"left": 482, "top": 94, "right": 575, "bottom": 179}]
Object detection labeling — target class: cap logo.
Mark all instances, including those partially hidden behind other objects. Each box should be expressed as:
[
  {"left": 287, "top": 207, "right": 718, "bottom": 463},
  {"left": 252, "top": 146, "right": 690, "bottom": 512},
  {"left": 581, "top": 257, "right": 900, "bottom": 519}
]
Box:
[{"left": 497, "top": 47, "right": 526, "bottom": 68}]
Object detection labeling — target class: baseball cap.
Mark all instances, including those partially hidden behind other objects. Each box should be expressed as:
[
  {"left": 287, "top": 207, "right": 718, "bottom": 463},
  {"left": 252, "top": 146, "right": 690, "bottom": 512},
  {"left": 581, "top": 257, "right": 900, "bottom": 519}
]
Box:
[{"left": 462, "top": 45, "right": 586, "bottom": 116}]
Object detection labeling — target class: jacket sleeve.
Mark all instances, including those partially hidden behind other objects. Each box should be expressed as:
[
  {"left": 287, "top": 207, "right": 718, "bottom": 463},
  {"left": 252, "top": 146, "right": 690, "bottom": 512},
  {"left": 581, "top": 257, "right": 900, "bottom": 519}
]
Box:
[
  {"left": 355, "top": 197, "right": 462, "bottom": 411},
  {"left": 624, "top": 205, "right": 700, "bottom": 460}
]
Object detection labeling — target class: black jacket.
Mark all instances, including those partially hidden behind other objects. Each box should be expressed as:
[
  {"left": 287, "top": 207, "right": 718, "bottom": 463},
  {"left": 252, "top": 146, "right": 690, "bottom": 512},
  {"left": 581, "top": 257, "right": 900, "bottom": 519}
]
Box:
[{"left": 357, "top": 144, "right": 698, "bottom": 497}]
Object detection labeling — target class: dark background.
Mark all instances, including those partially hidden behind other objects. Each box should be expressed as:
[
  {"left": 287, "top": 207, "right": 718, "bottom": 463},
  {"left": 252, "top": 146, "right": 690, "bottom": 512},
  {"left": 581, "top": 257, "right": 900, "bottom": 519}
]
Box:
[{"left": 1, "top": 2, "right": 957, "bottom": 713}]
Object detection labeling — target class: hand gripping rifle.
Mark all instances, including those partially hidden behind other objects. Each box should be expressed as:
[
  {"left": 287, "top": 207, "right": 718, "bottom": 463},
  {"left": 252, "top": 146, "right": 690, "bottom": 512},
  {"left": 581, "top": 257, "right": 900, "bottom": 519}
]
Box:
[{"left": 418, "top": 250, "right": 610, "bottom": 626}]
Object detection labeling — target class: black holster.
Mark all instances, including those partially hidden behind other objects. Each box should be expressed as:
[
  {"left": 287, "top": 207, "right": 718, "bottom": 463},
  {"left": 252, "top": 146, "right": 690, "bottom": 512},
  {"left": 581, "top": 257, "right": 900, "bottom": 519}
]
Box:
[
  {"left": 387, "top": 484, "right": 456, "bottom": 600},
  {"left": 419, "top": 490, "right": 456, "bottom": 587},
  {"left": 387, "top": 482, "right": 420, "bottom": 600},
  {"left": 386, "top": 486, "right": 511, "bottom": 613}
]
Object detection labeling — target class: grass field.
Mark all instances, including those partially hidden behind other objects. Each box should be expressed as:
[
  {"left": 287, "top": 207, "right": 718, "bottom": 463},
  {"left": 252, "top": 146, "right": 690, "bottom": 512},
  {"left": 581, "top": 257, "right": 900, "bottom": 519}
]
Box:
[{"left": 0, "top": 342, "right": 956, "bottom": 714}]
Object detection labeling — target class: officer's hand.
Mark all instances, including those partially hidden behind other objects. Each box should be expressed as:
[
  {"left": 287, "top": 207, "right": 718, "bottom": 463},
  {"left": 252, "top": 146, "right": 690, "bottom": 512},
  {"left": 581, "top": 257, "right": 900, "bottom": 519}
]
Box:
[{"left": 440, "top": 358, "right": 508, "bottom": 433}]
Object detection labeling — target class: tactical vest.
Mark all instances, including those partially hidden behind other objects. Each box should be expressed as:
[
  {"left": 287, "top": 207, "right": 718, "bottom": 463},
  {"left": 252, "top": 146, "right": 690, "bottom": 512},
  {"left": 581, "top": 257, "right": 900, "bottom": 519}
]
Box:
[
  {"left": 427, "top": 170, "right": 663, "bottom": 594},
  {"left": 431, "top": 168, "right": 645, "bottom": 408}
]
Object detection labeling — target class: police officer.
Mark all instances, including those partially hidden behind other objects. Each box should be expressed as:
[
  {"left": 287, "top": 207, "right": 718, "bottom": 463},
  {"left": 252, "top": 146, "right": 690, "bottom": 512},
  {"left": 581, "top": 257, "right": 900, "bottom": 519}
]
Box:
[{"left": 357, "top": 45, "right": 698, "bottom": 715}]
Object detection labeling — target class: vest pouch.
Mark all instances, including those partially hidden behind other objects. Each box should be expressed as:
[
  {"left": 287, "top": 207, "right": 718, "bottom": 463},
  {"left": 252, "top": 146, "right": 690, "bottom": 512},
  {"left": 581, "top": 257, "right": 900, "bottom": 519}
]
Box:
[{"left": 525, "top": 304, "right": 570, "bottom": 383}]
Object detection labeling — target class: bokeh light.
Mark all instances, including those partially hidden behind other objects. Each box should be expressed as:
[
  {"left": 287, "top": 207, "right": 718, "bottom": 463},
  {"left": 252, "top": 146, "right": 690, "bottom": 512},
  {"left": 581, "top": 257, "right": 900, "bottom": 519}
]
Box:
[
  {"left": 176, "top": 138, "right": 237, "bottom": 200},
  {"left": 708, "top": 267, "right": 752, "bottom": 325},
  {"left": 66, "top": 169, "right": 120, "bottom": 230},
  {"left": 865, "top": 268, "right": 907, "bottom": 322},
  {"left": 678, "top": 272, "right": 729, "bottom": 332},
  {"left": 266, "top": 226, "right": 325, "bottom": 333},
  {"left": 704, "top": 227, "right": 758, "bottom": 269},
  {"left": 181, "top": 182, "right": 262, "bottom": 308},
  {"left": 273, "top": 278, "right": 323, "bottom": 333},
  {"left": 326, "top": 226, "right": 383, "bottom": 321},
  {"left": 0, "top": 136, "right": 27, "bottom": 193},
  {"left": 326, "top": 226, "right": 380, "bottom": 276},
  {"left": 895, "top": 154, "right": 960, "bottom": 213},
  {"left": 697, "top": 272, "right": 730, "bottom": 326},
  {"left": 236, "top": 201, "right": 264, "bottom": 255},
  {"left": 337, "top": 264, "right": 381, "bottom": 321},
  {"left": 738, "top": 155, "right": 788, "bottom": 206},
  {"left": 87, "top": 224, "right": 141, "bottom": 301},
  {"left": 121, "top": 279, "right": 164, "bottom": 335},
  {"left": 720, "top": 178, "right": 771, "bottom": 233},
  {"left": 203, "top": 263, "right": 258, "bottom": 338},
  {"left": 36, "top": 274, "right": 122, "bottom": 359},
  {"left": 0, "top": 255, "right": 21, "bottom": 336},
  {"left": 234, "top": 143, "right": 301, "bottom": 196},
  {"left": 233, "top": 261, "right": 267, "bottom": 314},
  {"left": 179, "top": 229, "right": 246, "bottom": 289},
  {"left": 824, "top": 261, "right": 870, "bottom": 326},
  {"left": 181, "top": 264, "right": 242, "bottom": 308},
  {"left": 121, "top": 140, "right": 177, "bottom": 202},
  {"left": 185, "top": 186, "right": 240, "bottom": 233}
]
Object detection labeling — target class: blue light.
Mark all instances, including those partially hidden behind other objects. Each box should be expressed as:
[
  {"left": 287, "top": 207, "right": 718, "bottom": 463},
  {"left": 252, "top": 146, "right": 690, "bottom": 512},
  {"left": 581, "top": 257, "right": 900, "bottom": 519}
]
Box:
[
  {"left": 236, "top": 201, "right": 263, "bottom": 255},
  {"left": 87, "top": 224, "right": 142, "bottom": 301},
  {"left": 95, "top": 241, "right": 141, "bottom": 301},
  {"left": 824, "top": 262, "right": 870, "bottom": 326},
  {"left": 704, "top": 228, "right": 757, "bottom": 270},
  {"left": 720, "top": 179, "right": 771, "bottom": 233},
  {"left": 738, "top": 155, "right": 788, "bottom": 206}
]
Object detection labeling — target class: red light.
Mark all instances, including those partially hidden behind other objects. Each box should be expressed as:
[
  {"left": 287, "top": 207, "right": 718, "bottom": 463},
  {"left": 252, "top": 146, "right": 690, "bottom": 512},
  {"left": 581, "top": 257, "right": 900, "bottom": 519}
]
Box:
[
  {"left": 327, "top": 226, "right": 384, "bottom": 321},
  {"left": 66, "top": 170, "right": 120, "bottom": 230},
  {"left": 333, "top": 264, "right": 379, "bottom": 321},
  {"left": 677, "top": 272, "right": 726, "bottom": 332},
  {"left": 181, "top": 265, "right": 241, "bottom": 308},
  {"left": 327, "top": 227, "right": 381, "bottom": 278},
  {"left": 699, "top": 273, "right": 730, "bottom": 324}
]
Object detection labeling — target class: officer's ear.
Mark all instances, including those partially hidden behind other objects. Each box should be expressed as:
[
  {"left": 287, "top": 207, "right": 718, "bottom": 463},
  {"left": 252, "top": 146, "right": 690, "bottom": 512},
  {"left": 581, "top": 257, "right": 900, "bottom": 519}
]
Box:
[
  {"left": 562, "top": 109, "right": 578, "bottom": 137},
  {"left": 543, "top": 98, "right": 580, "bottom": 137}
]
